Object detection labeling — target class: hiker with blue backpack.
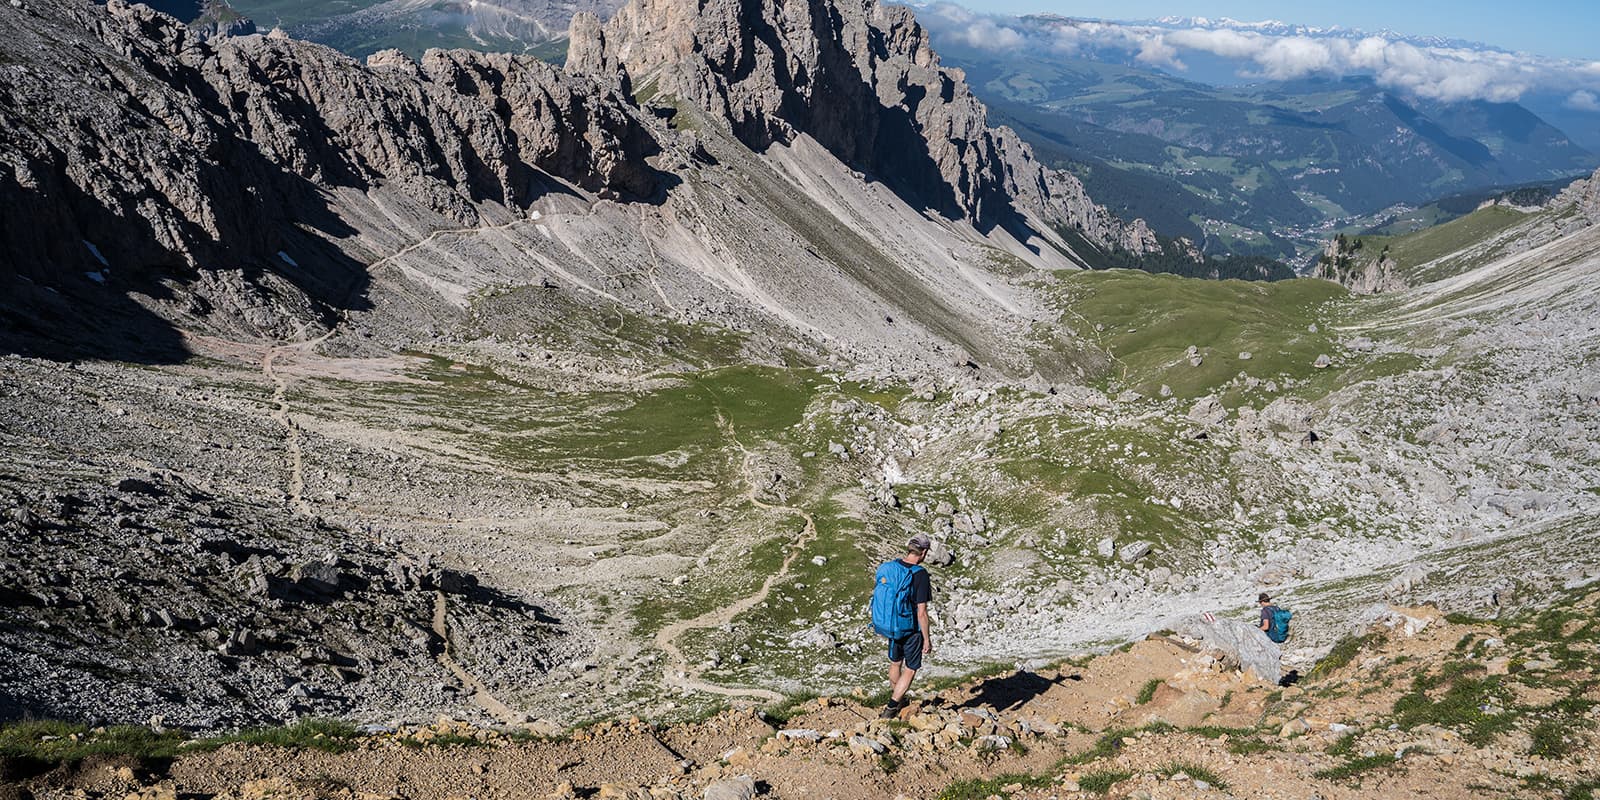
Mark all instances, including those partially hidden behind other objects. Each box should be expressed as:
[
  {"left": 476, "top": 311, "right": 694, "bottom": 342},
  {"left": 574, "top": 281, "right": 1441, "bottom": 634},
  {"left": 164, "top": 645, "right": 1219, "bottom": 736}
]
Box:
[
  {"left": 1259, "top": 593, "right": 1292, "bottom": 644},
  {"left": 870, "top": 534, "right": 935, "bottom": 719}
]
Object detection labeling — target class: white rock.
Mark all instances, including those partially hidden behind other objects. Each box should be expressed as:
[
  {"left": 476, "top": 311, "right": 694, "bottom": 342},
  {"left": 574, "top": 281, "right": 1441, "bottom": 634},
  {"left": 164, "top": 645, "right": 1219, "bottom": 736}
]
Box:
[{"left": 1118, "top": 540, "right": 1153, "bottom": 563}]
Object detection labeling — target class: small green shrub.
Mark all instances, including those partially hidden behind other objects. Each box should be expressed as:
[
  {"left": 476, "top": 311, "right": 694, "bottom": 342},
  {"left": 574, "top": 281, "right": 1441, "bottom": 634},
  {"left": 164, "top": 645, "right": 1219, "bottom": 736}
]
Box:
[
  {"left": 762, "top": 692, "right": 819, "bottom": 726},
  {"left": 1530, "top": 720, "right": 1574, "bottom": 758}
]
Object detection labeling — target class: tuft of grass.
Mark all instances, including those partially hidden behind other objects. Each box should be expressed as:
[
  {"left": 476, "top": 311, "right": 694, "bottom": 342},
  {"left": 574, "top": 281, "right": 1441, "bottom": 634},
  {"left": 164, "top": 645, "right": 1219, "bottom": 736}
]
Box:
[
  {"left": 1327, "top": 731, "right": 1359, "bottom": 757},
  {"left": 1309, "top": 634, "right": 1374, "bottom": 679},
  {"left": 1228, "top": 736, "right": 1280, "bottom": 755},
  {"left": 1078, "top": 769, "right": 1134, "bottom": 795},
  {"left": 762, "top": 692, "right": 820, "bottom": 726},
  {"left": 1567, "top": 780, "right": 1600, "bottom": 800},
  {"left": 1529, "top": 720, "right": 1575, "bottom": 758},
  {"left": 0, "top": 719, "right": 362, "bottom": 764},
  {"left": 0, "top": 721, "right": 189, "bottom": 762},
  {"left": 1314, "top": 753, "right": 1399, "bottom": 782},
  {"left": 1135, "top": 679, "right": 1163, "bottom": 705},
  {"left": 1185, "top": 725, "right": 1256, "bottom": 740},
  {"left": 1058, "top": 723, "right": 1174, "bottom": 768},
  {"left": 1158, "top": 761, "right": 1228, "bottom": 790},
  {"left": 936, "top": 773, "right": 1052, "bottom": 800}
]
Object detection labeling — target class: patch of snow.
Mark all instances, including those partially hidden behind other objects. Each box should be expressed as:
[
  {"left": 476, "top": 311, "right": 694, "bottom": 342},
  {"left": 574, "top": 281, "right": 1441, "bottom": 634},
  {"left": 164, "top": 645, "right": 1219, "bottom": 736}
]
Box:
[
  {"left": 529, "top": 210, "right": 542, "bottom": 220},
  {"left": 277, "top": 250, "right": 299, "bottom": 267},
  {"left": 82, "top": 240, "right": 108, "bottom": 266},
  {"left": 84, "top": 271, "right": 106, "bottom": 284}
]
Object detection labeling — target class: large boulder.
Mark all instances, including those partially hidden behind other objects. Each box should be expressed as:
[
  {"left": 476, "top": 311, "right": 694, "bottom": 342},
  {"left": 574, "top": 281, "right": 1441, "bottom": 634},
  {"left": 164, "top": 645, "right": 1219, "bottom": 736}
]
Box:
[
  {"left": 1174, "top": 615, "right": 1281, "bottom": 685},
  {"left": 1188, "top": 395, "right": 1227, "bottom": 426}
]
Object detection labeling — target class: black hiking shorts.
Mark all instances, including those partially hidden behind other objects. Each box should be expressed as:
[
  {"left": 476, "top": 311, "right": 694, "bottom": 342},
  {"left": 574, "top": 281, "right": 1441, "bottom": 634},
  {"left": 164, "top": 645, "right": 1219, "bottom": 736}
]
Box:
[{"left": 888, "top": 630, "right": 924, "bottom": 671}]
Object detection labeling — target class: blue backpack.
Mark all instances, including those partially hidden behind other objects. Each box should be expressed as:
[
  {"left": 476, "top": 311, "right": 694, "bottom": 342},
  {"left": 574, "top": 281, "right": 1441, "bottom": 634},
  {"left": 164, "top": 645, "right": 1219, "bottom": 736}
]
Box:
[
  {"left": 870, "top": 560, "right": 923, "bottom": 638},
  {"left": 1267, "top": 607, "right": 1293, "bottom": 643}
]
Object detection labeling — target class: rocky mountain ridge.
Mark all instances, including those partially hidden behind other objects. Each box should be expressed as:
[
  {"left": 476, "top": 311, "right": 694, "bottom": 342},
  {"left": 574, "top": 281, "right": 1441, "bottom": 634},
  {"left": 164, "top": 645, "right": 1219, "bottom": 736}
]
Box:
[
  {"left": 1, "top": 0, "right": 662, "bottom": 353},
  {"left": 1, "top": 0, "right": 1158, "bottom": 373}
]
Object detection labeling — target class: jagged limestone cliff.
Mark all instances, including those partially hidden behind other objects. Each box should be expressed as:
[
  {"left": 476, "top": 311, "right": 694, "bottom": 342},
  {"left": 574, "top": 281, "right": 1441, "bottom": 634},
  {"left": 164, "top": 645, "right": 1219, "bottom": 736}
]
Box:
[
  {"left": 1313, "top": 235, "right": 1406, "bottom": 295},
  {"left": 567, "top": 0, "right": 1159, "bottom": 254},
  {"left": 0, "top": 0, "right": 659, "bottom": 350}
]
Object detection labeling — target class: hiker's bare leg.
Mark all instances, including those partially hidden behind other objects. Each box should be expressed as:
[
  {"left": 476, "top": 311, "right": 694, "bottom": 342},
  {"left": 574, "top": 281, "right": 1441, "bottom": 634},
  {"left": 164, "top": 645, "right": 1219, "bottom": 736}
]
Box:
[
  {"left": 891, "top": 665, "right": 917, "bottom": 702},
  {"left": 888, "top": 661, "right": 903, "bottom": 695}
]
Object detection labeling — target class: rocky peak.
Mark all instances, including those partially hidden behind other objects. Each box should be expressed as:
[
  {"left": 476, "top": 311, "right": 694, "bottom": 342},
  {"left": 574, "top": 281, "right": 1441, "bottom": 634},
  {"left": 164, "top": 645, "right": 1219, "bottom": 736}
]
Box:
[
  {"left": 0, "top": 0, "right": 662, "bottom": 347},
  {"left": 568, "top": 0, "right": 1155, "bottom": 252},
  {"left": 1554, "top": 167, "right": 1600, "bottom": 226}
]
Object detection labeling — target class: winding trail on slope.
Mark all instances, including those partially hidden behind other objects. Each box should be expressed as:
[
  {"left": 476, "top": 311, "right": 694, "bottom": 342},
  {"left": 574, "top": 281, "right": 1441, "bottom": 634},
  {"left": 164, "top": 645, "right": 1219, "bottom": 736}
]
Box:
[
  {"left": 651, "top": 417, "right": 817, "bottom": 703},
  {"left": 261, "top": 329, "right": 335, "bottom": 517},
  {"left": 432, "top": 591, "right": 523, "bottom": 726}
]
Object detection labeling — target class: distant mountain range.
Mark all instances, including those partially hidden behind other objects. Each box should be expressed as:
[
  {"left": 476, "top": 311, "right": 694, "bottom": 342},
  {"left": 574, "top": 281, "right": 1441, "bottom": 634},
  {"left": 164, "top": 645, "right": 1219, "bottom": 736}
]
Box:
[
  {"left": 928, "top": 40, "right": 1597, "bottom": 261},
  {"left": 913, "top": 8, "right": 1600, "bottom": 261}
]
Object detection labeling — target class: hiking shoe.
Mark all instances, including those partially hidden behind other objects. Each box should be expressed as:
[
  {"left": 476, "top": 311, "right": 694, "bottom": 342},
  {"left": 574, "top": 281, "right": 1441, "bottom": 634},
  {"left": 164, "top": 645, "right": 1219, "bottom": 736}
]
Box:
[{"left": 878, "top": 700, "right": 904, "bottom": 719}]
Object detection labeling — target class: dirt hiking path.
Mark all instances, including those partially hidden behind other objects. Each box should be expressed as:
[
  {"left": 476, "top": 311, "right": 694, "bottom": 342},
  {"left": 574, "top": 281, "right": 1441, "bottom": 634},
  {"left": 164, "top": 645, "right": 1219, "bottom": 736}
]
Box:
[
  {"left": 651, "top": 418, "right": 818, "bottom": 703},
  {"left": 261, "top": 330, "right": 335, "bottom": 517},
  {"left": 431, "top": 591, "right": 523, "bottom": 726}
]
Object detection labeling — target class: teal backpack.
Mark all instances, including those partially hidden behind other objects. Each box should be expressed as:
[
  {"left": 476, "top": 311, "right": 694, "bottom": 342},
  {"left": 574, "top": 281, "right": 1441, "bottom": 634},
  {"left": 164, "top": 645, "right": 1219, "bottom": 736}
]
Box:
[
  {"left": 870, "top": 560, "right": 923, "bottom": 638},
  {"left": 1267, "top": 606, "right": 1293, "bottom": 643}
]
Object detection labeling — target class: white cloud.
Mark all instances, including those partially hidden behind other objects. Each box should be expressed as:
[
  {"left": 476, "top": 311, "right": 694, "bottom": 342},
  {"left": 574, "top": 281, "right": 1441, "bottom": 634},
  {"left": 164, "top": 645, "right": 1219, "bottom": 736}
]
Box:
[
  {"left": 915, "top": 4, "right": 1600, "bottom": 105},
  {"left": 1165, "top": 28, "right": 1263, "bottom": 60},
  {"left": 1135, "top": 36, "right": 1181, "bottom": 68},
  {"left": 945, "top": 16, "right": 1025, "bottom": 50},
  {"left": 1254, "top": 36, "right": 1336, "bottom": 79},
  {"left": 1568, "top": 90, "right": 1600, "bottom": 112}
]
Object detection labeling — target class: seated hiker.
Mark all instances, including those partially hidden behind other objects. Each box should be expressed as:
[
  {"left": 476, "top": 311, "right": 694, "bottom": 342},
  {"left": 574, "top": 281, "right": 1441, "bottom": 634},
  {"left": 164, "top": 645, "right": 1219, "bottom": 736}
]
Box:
[
  {"left": 1258, "top": 592, "right": 1292, "bottom": 643},
  {"left": 871, "top": 534, "right": 934, "bottom": 719}
]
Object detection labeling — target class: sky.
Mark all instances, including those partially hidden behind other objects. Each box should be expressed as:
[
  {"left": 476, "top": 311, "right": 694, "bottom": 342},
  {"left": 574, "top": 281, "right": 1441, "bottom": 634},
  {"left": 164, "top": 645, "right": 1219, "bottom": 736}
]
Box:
[{"left": 972, "top": 0, "right": 1597, "bottom": 61}]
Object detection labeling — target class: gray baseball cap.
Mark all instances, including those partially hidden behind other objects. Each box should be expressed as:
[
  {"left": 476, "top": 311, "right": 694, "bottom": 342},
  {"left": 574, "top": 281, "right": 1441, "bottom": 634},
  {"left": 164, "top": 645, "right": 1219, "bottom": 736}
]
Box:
[{"left": 906, "top": 533, "right": 932, "bottom": 553}]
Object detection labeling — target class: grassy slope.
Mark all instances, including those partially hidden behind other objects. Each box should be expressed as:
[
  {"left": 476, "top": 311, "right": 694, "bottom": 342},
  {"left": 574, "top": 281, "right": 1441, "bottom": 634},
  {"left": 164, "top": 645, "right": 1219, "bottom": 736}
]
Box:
[
  {"left": 1350, "top": 206, "right": 1532, "bottom": 284},
  {"left": 1049, "top": 270, "right": 1350, "bottom": 400}
]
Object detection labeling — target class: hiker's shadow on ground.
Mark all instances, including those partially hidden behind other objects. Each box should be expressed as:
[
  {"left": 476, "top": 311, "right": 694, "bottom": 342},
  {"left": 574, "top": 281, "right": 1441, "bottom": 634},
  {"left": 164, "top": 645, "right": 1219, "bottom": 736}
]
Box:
[{"left": 954, "top": 670, "right": 1083, "bottom": 712}]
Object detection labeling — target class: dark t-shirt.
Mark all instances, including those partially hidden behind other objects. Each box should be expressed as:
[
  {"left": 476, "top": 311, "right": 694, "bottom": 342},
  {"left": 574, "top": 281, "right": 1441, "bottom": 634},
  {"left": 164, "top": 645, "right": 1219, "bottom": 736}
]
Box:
[
  {"left": 1260, "top": 605, "right": 1278, "bottom": 627},
  {"left": 898, "top": 560, "right": 932, "bottom": 607}
]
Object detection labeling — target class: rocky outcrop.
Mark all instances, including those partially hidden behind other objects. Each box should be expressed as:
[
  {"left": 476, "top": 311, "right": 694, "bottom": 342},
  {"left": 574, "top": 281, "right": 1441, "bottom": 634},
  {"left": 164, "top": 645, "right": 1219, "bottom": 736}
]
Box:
[
  {"left": 1313, "top": 235, "right": 1406, "bottom": 295},
  {"left": 1174, "top": 615, "right": 1282, "bottom": 685},
  {"left": 568, "top": 0, "right": 1157, "bottom": 253},
  {"left": 1553, "top": 167, "right": 1600, "bottom": 226},
  {"left": 0, "top": 0, "right": 661, "bottom": 350}
]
